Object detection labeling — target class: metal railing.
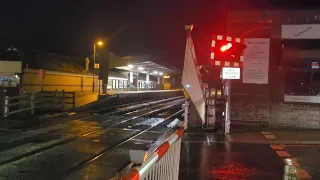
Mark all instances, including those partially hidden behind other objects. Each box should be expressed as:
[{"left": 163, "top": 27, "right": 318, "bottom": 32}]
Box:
[
  {"left": 3, "top": 91, "right": 75, "bottom": 117},
  {"left": 122, "top": 128, "right": 184, "bottom": 180}
]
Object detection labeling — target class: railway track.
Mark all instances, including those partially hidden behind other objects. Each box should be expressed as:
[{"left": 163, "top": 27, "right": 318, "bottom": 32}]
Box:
[
  {"left": 1, "top": 96, "right": 184, "bottom": 135},
  {"left": 0, "top": 98, "right": 185, "bottom": 180}
]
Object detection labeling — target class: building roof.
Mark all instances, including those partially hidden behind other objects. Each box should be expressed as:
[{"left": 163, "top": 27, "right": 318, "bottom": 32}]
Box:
[
  {"left": 22, "top": 49, "right": 86, "bottom": 73},
  {"left": 109, "top": 54, "right": 181, "bottom": 75},
  {"left": 1, "top": 48, "right": 181, "bottom": 77}
]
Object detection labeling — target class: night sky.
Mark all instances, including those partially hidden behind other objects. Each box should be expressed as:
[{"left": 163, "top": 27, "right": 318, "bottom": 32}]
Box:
[{"left": 1, "top": 0, "right": 319, "bottom": 68}]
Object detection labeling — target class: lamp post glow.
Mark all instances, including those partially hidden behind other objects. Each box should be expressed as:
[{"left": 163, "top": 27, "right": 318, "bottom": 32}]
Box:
[{"left": 92, "top": 40, "right": 104, "bottom": 92}]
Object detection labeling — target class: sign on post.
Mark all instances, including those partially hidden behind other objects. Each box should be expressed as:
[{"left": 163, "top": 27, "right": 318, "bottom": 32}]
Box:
[
  {"left": 39, "top": 69, "right": 45, "bottom": 78},
  {"left": 39, "top": 69, "right": 45, "bottom": 91},
  {"left": 222, "top": 67, "right": 240, "bottom": 79},
  {"left": 281, "top": 24, "right": 320, "bottom": 39},
  {"left": 242, "top": 38, "right": 270, "bottom": 84}
]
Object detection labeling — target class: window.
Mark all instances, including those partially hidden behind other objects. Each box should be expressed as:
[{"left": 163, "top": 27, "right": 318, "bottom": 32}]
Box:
[
  {"left": 0, "top": 74, "right": 20, "bottom": 87},
  {"left": 107, "top": 80, "right": 112, "bottom": 89},
  {"left": 283, "top": 40, "right": 320, "bottom": 49},
  {"left": 118, "top": 80, "right": 123, "bottom": 89},
  {"left": 123, "top": 80, "right": 127, "bottom": 89},
  {"left": 286, "top": 72, "right": 311, "bottom": 95}
]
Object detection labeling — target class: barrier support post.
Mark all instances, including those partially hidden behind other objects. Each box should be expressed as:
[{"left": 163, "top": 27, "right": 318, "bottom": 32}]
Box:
[
  {"left": 31, "top": 93, "right": 35, "bottom": 115},
  {"left": 179, "top": 101, "right": 189, "bottom": 130}
]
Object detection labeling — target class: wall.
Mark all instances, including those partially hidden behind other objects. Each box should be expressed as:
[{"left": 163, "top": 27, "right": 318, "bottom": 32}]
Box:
[
  {"left": 270, "top": 103, "right": 320, "bottom": 129},
  {"left": 21, "top": 69, "right": 101, "bottom": 93},
  {"left": 227, "top": 13, "right": 320, "bottom": 129},
  {"left": 21, "top": 69, "right": 101, "bottom": 107}
]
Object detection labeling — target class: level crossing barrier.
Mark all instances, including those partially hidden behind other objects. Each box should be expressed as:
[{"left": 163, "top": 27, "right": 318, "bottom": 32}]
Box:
[
  {"left": 3, "top": 90, "right": 75, "bottom": 117},
  {"left": 122, "top": 128, "right": 184, "bottom": 180}
]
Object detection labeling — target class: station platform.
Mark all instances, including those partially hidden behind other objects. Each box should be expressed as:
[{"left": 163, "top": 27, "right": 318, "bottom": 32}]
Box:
[
  {"left": 179, "top": 129, "right": 320, "bottom": 180},
  {"left": 74, "top": 89, "right": 184, "bottom": 112},
  {"left": 106, "top": 89, "right": 183, "bottom": 95}
]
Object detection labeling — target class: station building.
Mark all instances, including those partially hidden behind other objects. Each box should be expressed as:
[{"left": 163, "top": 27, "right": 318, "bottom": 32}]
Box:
[
  {"left": 227, "top": 10, "right": 320, "bottom": 129},
  {"left": 0, "top": 48, "right": 181, "bottom": 106}
]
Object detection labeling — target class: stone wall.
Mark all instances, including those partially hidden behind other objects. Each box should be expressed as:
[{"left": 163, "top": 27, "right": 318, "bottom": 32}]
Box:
[
  {"left": 231, "top": 94, "right": 269, "bottom": 125},
  {"left": 270, "top": 103, "right": 320, "bottom": 129},
  {"left": 231, "top": 93, "right": 320, "bottom": 129}
]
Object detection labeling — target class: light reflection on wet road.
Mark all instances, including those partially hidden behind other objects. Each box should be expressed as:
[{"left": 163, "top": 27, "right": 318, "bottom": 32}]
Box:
[
  {"left": 179, "top": 142, "right": 284, "bottom": 180},
  {"left": 179, "top": 134, "right": 320, "bottom": 180}
]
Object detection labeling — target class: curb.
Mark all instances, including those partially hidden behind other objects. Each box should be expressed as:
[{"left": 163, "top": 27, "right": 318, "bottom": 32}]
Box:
[{"left": 182, "top": 140, "right": 320, "bottom": 145}]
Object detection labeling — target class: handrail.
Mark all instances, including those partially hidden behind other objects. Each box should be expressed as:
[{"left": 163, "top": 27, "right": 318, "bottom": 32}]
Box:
[
  {"left": 122, "top": 128, "right": 184, "bottom": 180},
  {"left": 3, "top": 91, "right": 76, "bottom": 117}
]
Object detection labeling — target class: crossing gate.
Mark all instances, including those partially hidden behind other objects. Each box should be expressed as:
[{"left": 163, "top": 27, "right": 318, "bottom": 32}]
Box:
[{"left": 122, "top": 128, "right": 184, "bottom": 180}]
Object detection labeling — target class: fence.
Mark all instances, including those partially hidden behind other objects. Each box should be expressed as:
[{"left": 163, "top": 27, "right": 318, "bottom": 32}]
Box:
[
  {"left": 122, "top": 128, "right": 184, "bottom": 180},
  {"left": 3, "top": 91, "right": 75, "bottom": 117}
]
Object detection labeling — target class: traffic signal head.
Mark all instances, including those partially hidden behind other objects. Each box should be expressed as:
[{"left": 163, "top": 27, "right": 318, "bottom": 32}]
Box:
[
  {"left": 212, "top": 40, "right": 246, "bottom": 62},
  {"left": 210, "top": 35, "right": 246, "bottom": 66}
]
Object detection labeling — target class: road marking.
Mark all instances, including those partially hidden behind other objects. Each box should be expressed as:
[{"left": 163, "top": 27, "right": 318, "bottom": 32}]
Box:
[
  {"left": 283, "top": 144, "right": 315, "bottom": 147},
  {"left": 270, "top": 145, "right": 283, "bottom": 150},
  {"left": 261, "top": 131, "right": 272, "bottom": 135},
  {"left": 284, "top": 158, "right": 300, "bottom": 166},
  {"left": 265, "top": 130, "right": 313, "bottom": 180},
  {"left": 276, "top": 150, "right": 291, "bottom": 157},
  {"left": 296, "top": 169, "right": 312, "bottom": 179},
  {"left": 264, "top": 134, "right": 276, "bottom": 139}
]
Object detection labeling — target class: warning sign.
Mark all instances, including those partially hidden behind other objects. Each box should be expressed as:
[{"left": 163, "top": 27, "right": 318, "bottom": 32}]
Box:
[{"left": 222, "top": 67, "right": 240, "bottom": 79}]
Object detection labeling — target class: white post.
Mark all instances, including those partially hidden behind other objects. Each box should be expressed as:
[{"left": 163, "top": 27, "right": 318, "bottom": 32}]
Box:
[
  {"left": 225, "top": 80, "right": 231, "bottom": 134},
  {"left": 31, "top": 93, "right": 35, "bottom": 115},
  {"left": 129, "top": 72, "right": 133, "bottom": 84},
  {"left": 157, "top": 76, "right": 161, "bottom": 90},
  {"left": 184, "top": 101, "right": 189, "bottom": 129},
  {"left": 146, "top": 73, "right": 150, "bottom": 89},
  {"left": 178, "top": 101, "right": 189, "bottom": 130},
  {"left": 4, "top": 96, "right": 9, "bottom": 118}
]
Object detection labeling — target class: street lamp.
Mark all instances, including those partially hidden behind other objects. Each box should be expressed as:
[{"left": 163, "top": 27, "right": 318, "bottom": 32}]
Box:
[{"left": 92, "top": 40, "right": 104, "bottom": 92}]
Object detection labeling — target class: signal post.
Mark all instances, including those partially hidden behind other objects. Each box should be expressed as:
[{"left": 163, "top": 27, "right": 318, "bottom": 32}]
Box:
[{"left": 210, "top": 35, "right": 246, "bottom": 134}]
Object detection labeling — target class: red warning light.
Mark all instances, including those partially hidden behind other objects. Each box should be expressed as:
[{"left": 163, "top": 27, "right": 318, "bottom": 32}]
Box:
[{"left": 220, "top": 43, "right": 232, "bottom": 52}]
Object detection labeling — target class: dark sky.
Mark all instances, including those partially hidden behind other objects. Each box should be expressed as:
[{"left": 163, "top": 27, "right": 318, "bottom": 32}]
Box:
[{"left": 1, "top": 0, "right": 319, "bottom": 68}]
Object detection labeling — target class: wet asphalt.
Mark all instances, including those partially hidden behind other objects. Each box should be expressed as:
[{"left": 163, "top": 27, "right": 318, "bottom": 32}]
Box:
[{"left": 179, "top": 132, "right": 320, "bottom": 180}]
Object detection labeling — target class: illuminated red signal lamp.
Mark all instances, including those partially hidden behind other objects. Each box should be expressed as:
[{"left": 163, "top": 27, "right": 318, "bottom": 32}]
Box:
[{"left": 220, "top": 43, "right": 232, "bottom": 52}]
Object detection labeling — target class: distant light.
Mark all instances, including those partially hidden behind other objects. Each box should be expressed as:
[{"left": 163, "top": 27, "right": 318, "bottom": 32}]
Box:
[
  {"left": 153, "top": 71, "right": 158, "bottom": 74},
  {"left": 186, "top": 84, "right": 190, "bottom": 88},
  {"left": 128, "top": 64, "right": 134, "bottom": 68},
  {"left": 15, "top": 74, "right": 19, "bottom": 79},
  {"left": 7, "top": 47, "right": 19, "bottom": 52},
  {"left": 97, "top": 41, "right": 104, "bottom": 46},
  {"left": 138, "top": 67, "right": 144, "bottom": 70},
  {"left": 164, "top": 75, "right": 170, "bottom": 79},
  {"left": 159, "top": 72, "right": 163, "bottom": 75}
]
